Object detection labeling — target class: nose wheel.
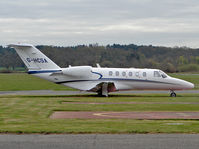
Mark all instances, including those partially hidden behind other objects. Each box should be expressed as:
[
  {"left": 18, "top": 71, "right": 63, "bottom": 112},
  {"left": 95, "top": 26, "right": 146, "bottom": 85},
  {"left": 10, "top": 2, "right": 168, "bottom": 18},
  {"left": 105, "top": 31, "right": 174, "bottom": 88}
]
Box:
[{"left": 170, "top": 90, "right": 176, "bottom": 97}]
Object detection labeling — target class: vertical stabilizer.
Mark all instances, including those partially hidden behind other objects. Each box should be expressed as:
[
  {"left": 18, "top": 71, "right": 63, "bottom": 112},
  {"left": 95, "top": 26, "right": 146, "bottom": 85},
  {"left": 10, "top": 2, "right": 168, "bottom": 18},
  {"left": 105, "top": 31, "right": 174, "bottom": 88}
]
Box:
[{"left": 8, "top": 44, "right": 60, "bottom": 70}]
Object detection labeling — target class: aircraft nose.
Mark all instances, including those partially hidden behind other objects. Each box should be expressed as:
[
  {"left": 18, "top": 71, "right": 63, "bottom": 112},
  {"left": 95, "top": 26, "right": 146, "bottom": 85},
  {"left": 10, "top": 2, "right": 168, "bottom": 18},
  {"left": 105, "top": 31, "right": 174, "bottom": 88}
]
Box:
[
  {"left": 186, "top": 82, "right": 194, "bottom": 89},
  {"left": 171, "top": 78, "right": 194, "bottom": 90},
  {"left": 182, "top": 81, "right": 194, "bottom": 89}
]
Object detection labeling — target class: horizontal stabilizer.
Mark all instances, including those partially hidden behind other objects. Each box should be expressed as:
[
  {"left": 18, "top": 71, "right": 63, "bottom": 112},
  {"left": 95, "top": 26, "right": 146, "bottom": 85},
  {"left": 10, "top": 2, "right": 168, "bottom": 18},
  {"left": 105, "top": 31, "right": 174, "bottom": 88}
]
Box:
[{"left": 8, "top": 43, "right": 33, "bottom": 48}]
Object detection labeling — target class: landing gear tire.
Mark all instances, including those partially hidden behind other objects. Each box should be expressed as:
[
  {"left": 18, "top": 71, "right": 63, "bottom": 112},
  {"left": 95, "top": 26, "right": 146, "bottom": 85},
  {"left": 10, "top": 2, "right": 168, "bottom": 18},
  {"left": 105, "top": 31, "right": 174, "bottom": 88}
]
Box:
[
  {"left": 170, "top": 92, "right": 176, "bottom": 97},
  {"left": 97, "top": 92, "right": 102, "bottom": 97},
  {"left": 97, "top": 92, "right": 107, "bottom": 97}
]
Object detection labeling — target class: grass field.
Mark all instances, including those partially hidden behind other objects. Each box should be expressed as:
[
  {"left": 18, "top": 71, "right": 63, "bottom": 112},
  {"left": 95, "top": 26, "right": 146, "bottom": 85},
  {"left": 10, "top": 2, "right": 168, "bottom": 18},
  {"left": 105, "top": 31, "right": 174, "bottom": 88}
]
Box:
[
  {"left": 0, "top": 73, "right": 74, "bottom": 91},
  {"left": 0, "top": 73, "right": 198, "bottom": 91},
  {"left": 0, "top": 94, "right": 199, "bottom": 133}
]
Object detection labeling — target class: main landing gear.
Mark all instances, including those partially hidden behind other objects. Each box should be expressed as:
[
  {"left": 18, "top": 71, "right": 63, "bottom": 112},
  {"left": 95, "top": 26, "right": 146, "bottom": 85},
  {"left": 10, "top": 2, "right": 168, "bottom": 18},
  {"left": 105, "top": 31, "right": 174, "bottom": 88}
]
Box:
[
  {"left": 98, "top": 83, "right": 108, "bottom": 97},
  {"left": 170, "top": 90, "right": 176, "bottom": 97}
]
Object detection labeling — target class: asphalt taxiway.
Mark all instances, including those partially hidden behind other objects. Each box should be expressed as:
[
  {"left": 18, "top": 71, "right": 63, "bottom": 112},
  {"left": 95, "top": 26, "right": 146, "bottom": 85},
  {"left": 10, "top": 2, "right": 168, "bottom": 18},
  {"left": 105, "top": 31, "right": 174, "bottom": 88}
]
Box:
[
  {"left": 0, "top": 90, "right": 198, "bottom": 95},
  {"left": 0, "top": 134, "right": 199, "bottom": 149}
]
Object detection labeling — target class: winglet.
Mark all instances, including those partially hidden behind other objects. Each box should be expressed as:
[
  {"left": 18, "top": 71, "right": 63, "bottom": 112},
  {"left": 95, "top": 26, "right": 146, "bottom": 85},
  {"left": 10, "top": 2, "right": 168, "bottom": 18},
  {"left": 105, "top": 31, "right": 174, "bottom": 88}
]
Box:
[{"left": 96, "top": 63, "right": 101, "bottom": 68}]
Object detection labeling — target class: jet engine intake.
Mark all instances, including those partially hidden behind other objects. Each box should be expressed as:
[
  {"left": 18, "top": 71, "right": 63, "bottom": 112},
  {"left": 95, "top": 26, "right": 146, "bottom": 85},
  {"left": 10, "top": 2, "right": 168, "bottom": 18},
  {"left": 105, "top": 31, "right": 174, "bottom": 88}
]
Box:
[{"left": 62, "top": 66, "right": 92, "bottom": 78}]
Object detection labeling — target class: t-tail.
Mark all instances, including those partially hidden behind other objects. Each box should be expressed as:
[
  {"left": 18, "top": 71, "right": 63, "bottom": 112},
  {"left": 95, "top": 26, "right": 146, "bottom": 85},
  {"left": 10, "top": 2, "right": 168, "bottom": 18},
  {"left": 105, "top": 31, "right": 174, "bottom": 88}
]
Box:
[{"left": 8, "top": 44, "right": 61, "bottom": 72}]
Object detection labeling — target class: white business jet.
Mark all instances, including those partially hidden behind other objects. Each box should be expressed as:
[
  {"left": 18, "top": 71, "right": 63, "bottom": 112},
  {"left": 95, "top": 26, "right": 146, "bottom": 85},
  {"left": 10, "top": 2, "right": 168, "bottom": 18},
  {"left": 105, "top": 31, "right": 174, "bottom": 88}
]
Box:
[{"left": 8, "top": 43, "right": 194, "bottom": 97}]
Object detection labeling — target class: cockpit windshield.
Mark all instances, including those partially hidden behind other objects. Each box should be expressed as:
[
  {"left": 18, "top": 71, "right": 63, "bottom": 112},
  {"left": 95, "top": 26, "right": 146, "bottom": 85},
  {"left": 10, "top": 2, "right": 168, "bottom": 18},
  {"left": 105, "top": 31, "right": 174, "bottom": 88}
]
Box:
[{"left": 159, "top": 71, "right": 168, "bottom": 78}]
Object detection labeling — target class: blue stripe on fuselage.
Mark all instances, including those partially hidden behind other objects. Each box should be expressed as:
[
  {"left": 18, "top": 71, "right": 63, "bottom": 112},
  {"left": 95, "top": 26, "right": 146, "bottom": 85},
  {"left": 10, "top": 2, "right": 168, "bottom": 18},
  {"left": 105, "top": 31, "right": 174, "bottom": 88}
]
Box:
[
  {"left": 91, "top": 71, "right": 103, "bottom": 79},
  {"left": 55, "top": 78, "right": 176, "bottom": 85}
]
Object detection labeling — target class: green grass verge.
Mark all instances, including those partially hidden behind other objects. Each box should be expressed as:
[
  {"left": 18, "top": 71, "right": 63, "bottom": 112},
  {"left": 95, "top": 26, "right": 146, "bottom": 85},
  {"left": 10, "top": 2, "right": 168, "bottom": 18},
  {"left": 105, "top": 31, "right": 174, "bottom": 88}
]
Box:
[
  {"left": 0, "top": 73, "right": 75, "bottom": 91},
  {"left": 0, "top": 94, "right": 199, "bottom": 133}
]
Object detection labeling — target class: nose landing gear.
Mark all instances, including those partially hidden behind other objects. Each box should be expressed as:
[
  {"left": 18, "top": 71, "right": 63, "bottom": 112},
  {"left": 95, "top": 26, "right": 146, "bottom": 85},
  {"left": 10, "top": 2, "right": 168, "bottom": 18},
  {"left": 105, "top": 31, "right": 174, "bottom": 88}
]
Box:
[{"left": 170, "top": 90, "right": 176, "bottom": 97}]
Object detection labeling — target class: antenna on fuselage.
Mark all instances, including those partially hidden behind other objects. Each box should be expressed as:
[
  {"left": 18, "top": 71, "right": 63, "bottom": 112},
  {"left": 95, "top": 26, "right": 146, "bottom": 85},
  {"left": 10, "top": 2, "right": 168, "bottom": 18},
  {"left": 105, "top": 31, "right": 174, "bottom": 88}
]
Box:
[{"left": 96, "top": 63, "right": 101, "bottom": 68}]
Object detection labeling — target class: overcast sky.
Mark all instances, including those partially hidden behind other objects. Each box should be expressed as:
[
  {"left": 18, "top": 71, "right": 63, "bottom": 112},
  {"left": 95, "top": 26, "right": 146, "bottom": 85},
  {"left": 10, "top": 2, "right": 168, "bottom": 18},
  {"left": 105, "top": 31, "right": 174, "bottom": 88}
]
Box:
[{"left": 1, "top": 0, "right": 199, "bottom": 47}]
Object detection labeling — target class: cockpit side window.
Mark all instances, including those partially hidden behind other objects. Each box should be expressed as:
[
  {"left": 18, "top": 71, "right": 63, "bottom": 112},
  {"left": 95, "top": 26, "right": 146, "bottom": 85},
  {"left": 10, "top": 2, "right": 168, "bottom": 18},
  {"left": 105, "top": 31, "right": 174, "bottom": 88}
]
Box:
[{"left": 154, "top": 71, "right": 161, "bottom": 77}]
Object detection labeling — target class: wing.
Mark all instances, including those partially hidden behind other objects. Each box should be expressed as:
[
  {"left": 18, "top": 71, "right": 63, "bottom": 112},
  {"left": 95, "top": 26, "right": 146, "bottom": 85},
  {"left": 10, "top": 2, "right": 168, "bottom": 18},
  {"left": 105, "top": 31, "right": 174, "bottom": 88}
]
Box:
[
  {"left": 61, "top": 81, "right": 117, "bottom": 93},
  {"left": 89, "top": 82, "right": 116, "bottom": 93}
]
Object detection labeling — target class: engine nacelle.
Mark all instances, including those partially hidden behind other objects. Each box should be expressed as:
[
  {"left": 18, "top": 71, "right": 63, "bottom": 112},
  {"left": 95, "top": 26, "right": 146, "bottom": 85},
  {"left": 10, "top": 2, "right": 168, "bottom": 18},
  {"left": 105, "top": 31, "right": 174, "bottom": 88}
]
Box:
[{"left": 62, "top": 66, "right": 92, "bottom": 78}]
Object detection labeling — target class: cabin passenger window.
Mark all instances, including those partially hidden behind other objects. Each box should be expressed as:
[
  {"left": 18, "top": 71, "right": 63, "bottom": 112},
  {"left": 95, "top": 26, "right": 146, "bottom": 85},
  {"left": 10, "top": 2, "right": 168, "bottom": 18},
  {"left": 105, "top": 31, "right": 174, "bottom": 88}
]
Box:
[
  {"left": 135, "top": 72, "right": 139, "bottom": 77},
  {"left": 109, "top": 71, "right": 113, "bottom": 76},
  {"left": 116, "top": 71, "right": 119, "bottom": 76},
  {"left": 143, "top": 72, "right": 147, "bottom": 77},
  {"left": 154, "top": 71, "right": 161, "bottom": 77},
  {"left": 122, "top": 71, "right": 126, "bottom": 76},
  {"left": 129, "top": 72, "right": 133, "bottom": 77}
]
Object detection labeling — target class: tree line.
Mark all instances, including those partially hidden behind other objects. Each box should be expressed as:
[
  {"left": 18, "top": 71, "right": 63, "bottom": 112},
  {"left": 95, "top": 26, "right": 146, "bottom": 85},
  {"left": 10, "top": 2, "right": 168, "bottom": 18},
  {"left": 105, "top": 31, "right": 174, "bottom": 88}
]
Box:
[{"left": 0, "top": 44, "right": 199, "bottom": 73}]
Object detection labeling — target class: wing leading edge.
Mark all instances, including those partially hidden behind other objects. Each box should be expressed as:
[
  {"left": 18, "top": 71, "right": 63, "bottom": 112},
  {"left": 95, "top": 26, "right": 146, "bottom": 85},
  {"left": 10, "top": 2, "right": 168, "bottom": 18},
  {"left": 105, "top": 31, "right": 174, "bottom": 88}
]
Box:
[{"left": 61, "top": 81, "right": 116, "bottom": 96}]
